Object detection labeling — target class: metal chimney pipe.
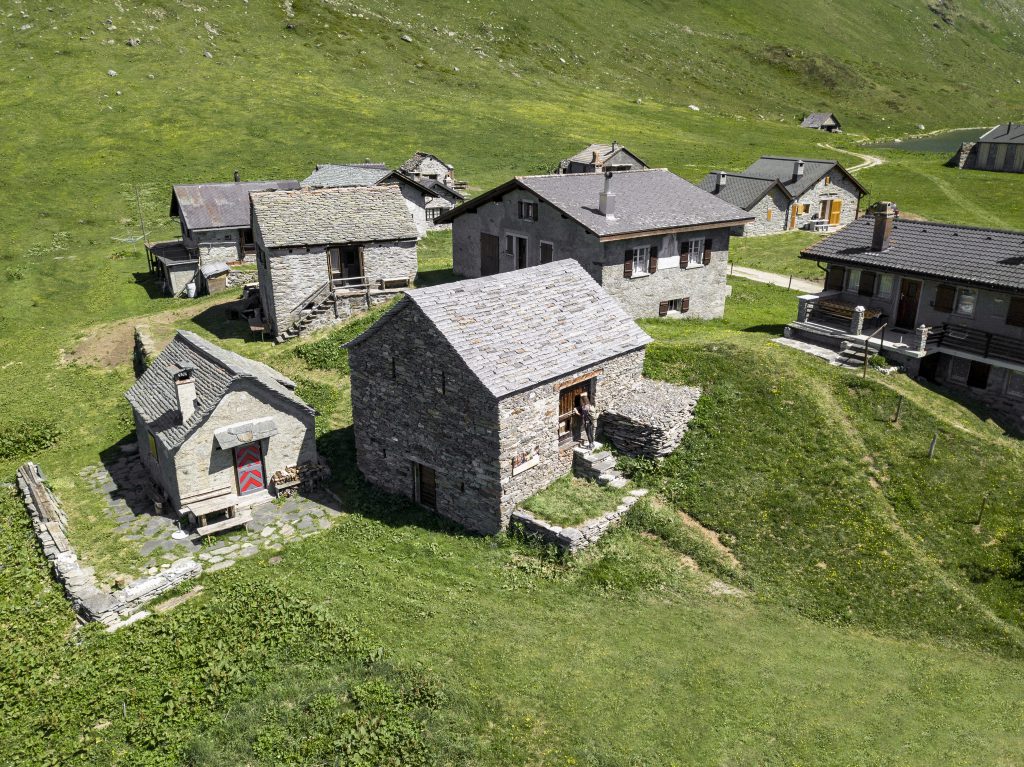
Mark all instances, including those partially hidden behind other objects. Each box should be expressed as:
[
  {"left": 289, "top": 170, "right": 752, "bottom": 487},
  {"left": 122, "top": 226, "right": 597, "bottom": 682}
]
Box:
[{"left": 599, "top": 171, "right": 616, "bottom": 219}]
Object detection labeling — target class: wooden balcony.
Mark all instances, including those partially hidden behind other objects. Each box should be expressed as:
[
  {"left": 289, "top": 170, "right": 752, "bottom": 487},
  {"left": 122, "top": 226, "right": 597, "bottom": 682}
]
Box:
[{"left": 930, "top": 324, "right": 1024, "bottom": 366}]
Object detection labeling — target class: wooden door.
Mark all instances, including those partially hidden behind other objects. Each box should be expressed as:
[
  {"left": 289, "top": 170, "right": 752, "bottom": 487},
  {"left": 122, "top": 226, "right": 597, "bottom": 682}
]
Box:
[
  {"left": 789, "top": 205, "right": 798, "bottom": 230},
  {"left": 828, "top": 200, "right": 842, "bottom": 226},
  {"left": 414, "top": 463, "right": 436, "bottom": 510},
  {"left": 557, "top": 382, "right": 590, "bottom": 444},
  {"left": 895, "top": 279, "right": 921, "bottom": 329},
  {"left": 341, "top": 246, "right": 362, "bottom": 279},
  {"left": 480, "top": 233, "right": 500, "bottom": 276},
  {"left": 328, "top": 248, "right": 342, "bottom": 280},
  {"left": 234, "top": 443, "right": 265, "bottom": 495}
]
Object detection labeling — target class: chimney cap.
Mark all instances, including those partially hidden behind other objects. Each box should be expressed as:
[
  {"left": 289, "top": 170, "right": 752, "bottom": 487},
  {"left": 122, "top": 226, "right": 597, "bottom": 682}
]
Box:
[{"left": 173, "top": 366, "right": 194, "bottom": 382}]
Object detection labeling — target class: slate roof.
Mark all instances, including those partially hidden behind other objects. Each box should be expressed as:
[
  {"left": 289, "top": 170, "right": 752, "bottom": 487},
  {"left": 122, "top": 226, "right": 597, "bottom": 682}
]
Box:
[
  {"left": 399, "top": 151, "right": 452, "bottom": 173},
  {"left": 250, "top": 186, "right": 418, "bottom": 248},
  {"left": 125, "top": 331, "right": 312, "bottom": 450},
  {"left": 801, "top": 216, "right": 1024, "bottom": 292},
  {"left": 741, "top": 156, "right": 868, "bottom": 198},
  {"left": 978, "top": 123, "right": 1024, "bottom": 145},
  {"left": 348, "top": 260, "right": 652, "bottom": 398},
  {"left": 696, "top": 172, "right": 794, "bottom": 210},
  {"left": 170, "top": 180, "right": 300, "bottom": 231},
  {"left": 800, "top": 112, "right": 840, "bottom": 129},
  {"left": 382, "top": 170, "right": 465, "bottom": 201},
  {"left": 302, "top": 164, "right": 390, "bottom": 188},
  {"left": 435, "top": 169, "right": 752, "bottom": 237},
  {"left": 564, "top": 143, "right": 647, "bottom": 167}
]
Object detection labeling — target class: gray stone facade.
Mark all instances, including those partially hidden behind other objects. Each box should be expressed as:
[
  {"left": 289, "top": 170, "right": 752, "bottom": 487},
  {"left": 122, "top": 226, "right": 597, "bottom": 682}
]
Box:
[
  {"left": 450, "top": 187, "right": 737, "bottom": 320},
  {"left": 740, "top": 187, "right": 792, "bottom": 236},
  {"left": 789, "top": 173, "right": 861, "bottom": 231}
]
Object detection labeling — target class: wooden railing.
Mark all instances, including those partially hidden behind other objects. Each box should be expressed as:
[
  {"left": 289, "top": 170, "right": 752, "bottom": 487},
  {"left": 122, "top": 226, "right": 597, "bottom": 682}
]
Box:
[{"left": 933, "top": 324, "right": 1024, "bottom": 365}]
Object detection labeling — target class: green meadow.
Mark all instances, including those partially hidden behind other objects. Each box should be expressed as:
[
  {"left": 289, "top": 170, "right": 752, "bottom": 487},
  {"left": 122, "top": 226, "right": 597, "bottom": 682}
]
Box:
[{"left": 3, "top": 1, "right": 1024, "bottom": 764}]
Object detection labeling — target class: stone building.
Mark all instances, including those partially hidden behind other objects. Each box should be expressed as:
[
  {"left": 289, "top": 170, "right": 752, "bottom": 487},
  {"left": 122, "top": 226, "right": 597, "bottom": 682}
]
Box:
[
  {"left": 250, "top": 185, "right": 419, "bottom": 342},
  {"left": 698, "top": 156, "right": 867, "bottom": 235},
  {"left": 125, "top": 331, "right": 321, "bottom": 534},
  {"left": 787, "top": 204, "right": 1024, "bottom": 433},
  {"left": 347, "top": 261, "right": 668, "bottom": 534},
  {"left": 557, "top": 142, "right": 649, "bottom": 174},
  {"left": 799, "top": 112, "right": 842, "bottom": 132},
  {"left": 951, "top": 123, "right": 1024, "bottom": 173},
  {"left": 435, "top": 168, "right": 751, "bottom": 319},
  {"left": 301, "top": 164, "right": 463, "bottom": 238},
  {"left": 398, "top": 151, "right": 457, "bottom": 187}
]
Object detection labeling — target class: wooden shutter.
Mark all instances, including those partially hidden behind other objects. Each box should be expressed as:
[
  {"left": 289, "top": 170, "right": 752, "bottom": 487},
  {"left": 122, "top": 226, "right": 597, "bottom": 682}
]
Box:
[
  {"left": 681, "top": 297, "right": 690, "bottom": 313},
  {"left": 934, "top": 284, "right": 956, "bottom": 312},
  {"left": 658, "top": 301, "right": 669, "bottom": 317},
  {"left": 858, "top": 270, "right": 876, "bottom": 297},
  {"left": 1007, "top": 296, "right": 1024, "bottom": 327},
  {"left": 649, "top": 246, "right": 658, "bottom": 274},
  {"left": 825, "top": 265, "right": 845, "bottom": 291},
  {"left": 623, "top": 250, "right": 633, "bottom": 278},
  {"left": 702, "top": 240, "right": 712, "bottom": 266}
]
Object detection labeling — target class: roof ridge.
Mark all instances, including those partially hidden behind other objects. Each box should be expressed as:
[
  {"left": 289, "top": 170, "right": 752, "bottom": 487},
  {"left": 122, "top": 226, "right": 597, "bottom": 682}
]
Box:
[
  {"left": 759, "top": 156, "right": 836, "bottom": 164},
  {"left": 516, "top": 167, "right": 666, "bottom": 181},
  {"left": 892, "top": 218, "right": 1024, "bottom": 237}
]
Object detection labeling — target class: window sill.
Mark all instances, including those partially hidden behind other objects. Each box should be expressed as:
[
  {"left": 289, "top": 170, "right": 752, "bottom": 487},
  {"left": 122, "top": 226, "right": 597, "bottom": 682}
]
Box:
[
  {"left": 684, "top": 263, "right": 705, "bottom": 270},
  {"left": 629, "top": 272, "right": 651, "bottom": 279}
]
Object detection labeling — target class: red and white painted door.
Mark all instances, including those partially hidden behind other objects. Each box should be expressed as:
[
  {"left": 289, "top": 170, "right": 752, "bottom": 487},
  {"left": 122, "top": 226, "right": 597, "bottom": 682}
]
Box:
[{"left": 234, "top": 443, "right": 265, "bottom": 495}]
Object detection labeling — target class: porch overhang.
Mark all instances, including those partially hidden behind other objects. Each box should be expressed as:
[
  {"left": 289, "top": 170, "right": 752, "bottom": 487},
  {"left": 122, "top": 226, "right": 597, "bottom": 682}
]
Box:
[{"left": 214, "top": 416, "right": 279, "bottom": 449}]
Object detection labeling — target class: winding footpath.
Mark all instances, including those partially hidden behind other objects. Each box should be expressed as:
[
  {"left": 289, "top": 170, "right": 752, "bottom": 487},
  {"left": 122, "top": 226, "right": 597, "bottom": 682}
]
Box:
[
  {"left": 817, "top": 142, "right": 885, "bottom": 172},
  {"left": 730, "top": 265, "right": 822, "bottom": 294}
]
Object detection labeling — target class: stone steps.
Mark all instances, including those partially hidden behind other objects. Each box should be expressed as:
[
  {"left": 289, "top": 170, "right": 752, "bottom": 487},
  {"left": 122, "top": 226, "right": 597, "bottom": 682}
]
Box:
[{"left": 573, "top": 444, "right": 628, "bottom": 488}]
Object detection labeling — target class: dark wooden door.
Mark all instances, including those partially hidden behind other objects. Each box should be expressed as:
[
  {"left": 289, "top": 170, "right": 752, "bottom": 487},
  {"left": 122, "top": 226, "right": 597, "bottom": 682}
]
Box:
[
  {"left": 341, "top": 246, "right": 362, "bottom": 279},
  {"left": 415, "top": 463, "right": 436, "bottom": 510},
  {"left": 480, "top": 233, "right": 500, "bottom": 276},
  {"left": 234, "top": 443, "right": 265, "bottom": 495},
  {"left": 557, "top": 382, "right": 590, "bottom": 444},
  {"left": 895, "top": 279, "right": 921, "bottom": 329}
]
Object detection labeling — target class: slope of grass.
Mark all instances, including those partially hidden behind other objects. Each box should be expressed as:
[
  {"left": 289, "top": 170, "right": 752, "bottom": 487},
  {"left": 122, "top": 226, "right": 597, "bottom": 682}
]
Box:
[
  {"left": 521, "top": 474, "right": 632, "bottom": 527},
  {"left": 729, "top": 230, "right": 828, "bottom": 279}
]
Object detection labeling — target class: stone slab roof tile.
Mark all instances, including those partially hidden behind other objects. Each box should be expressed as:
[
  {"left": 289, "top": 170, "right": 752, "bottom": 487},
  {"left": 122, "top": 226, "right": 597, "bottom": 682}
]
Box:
[
  {"left": 125, "top": 331, "right": 312, "bottom": 450},
  {"left": 251, "top": 186, "right": 418, "bottom": 249},
  {"left": 742, "top": 156, "right": 868, "bottom": 198},
  {"left": 302, "top": 164, "right": 391, "bottom": 188},
  {"left": 801, "top": 217, "right": 1024, "bottom": 291},
  {"left": 800, "top": 112, "right": 839, "bottom": 129},
  {"left": 696, "top": 172, "right": 793, "bottom": 210}
]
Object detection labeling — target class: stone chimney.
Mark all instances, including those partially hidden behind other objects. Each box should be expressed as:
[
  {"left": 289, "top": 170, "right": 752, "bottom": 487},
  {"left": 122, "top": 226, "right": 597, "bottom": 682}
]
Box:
[
  {"left": 233, "top": 170, "right": 241, "bottom": 183},
  {"left": 871, "top": 201, "right": 897, "bottom": 252},
  {"left": 599, "top": 171, "right": 616, "bottom": 219},
  {"left": 174, "top": 368, "right": 197, "bottom": 423},
  {"left": 592, "top": 149, "right": 604, "bottom": 170},
  {"left": 716, "top": 171, "right": 728, "bottom": 193},
  {"left": 793, "top": 159, "right": 805, "bottom": 180}
]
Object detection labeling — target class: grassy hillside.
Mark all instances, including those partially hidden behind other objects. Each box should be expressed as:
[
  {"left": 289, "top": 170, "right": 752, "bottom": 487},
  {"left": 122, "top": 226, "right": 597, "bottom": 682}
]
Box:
[{"left": 5, "top": 1, "right": 1024, "bottom": 764}]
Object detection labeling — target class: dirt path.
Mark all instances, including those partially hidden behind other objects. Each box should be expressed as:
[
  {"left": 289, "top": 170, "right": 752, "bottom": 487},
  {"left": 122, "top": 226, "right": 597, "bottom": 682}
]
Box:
[
  {"left": 817, "top": 142, "right": 885, "bottom": 173},
  {"left": 731, "top": 265, "right": 822, "bottom": 294}
]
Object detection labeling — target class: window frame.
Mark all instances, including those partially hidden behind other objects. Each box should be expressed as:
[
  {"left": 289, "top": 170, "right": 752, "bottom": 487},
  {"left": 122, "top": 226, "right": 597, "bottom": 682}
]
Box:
[
  {"left": 877, "top": 273, "right": 895, "bottom": 300},
  {"left": 539, "top": 241, "right": 554, "bottom": 264},
  {"left": 954, "top": 287, "right": 978, "bottom": 318},
  {"left": 845, "top": 267, "right": 862, "bottom": 293},
  {"left": 948, "top": 356, "right": 971, "bottom": 383},
  {"left": 504, "top": 232, "right": 529, "bottom": 269},
  {"left": 517, "top": 200, "right": 538, "bottom": 221},
  {"left": 686, "top": 238, "right": 705, "bottom": 268},
  {"left": 632, "top": 245, "right": 651, "bottom": 276}
]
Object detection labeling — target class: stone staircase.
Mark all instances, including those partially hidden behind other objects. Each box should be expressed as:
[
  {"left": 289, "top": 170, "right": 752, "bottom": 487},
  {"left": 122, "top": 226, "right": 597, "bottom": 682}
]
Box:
[
  {"left": 279, "top": 295, "right": 336, "bottom": 342},
  {"left": 573, "top": 443, "right": 628, "bottom": 489}
]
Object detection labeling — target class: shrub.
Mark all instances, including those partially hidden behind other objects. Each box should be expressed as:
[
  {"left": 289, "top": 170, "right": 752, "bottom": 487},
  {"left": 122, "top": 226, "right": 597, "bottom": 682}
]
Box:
[{"left": 0, "top": 418, "right": 61, "bottom": 461}]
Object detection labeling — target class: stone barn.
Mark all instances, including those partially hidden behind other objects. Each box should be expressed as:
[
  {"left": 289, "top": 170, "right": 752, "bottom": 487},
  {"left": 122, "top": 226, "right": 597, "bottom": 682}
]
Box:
[
  {"left": 347, "top": 260, "right": 698, "bottom": 535},
  {"left": 125, "top": 331, "right": 322, "bottom": 535},
  {"left": 250, "top": 185, "right": 419, "bottom": 341}
]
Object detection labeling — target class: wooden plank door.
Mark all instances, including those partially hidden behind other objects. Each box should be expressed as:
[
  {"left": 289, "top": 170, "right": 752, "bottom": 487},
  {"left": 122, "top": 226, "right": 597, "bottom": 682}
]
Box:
[
  {"left": 414, "top": 463, "right": 436, "bottom": 509},
  {"left": 828, "top": 200, "right": 842, "bottom": 226},
  {"left": 789, "top": 205, "right": 798, "bottom": 230},
  {"left": 234, "top": 443, "right": 265, "bottom": 495},
  {"left": 895, "top": 279, "right": 921, "bottom": 329},
  {"left": 480, "top": 233, "right": 500, "bottom": 276}
]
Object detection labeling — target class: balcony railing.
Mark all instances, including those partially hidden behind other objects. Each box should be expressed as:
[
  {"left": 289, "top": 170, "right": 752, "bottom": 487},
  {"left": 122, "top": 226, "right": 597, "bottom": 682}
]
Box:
[{"left": 931, "top": 324, "right": 1024, "bottom": 366}]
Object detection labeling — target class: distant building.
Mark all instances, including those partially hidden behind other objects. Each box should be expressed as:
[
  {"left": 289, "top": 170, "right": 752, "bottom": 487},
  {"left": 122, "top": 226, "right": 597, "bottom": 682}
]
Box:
[
  {"left": 347, "top": 261, "right": 660, "bottom": 534},
  {"left": 799, "top": 112, "right": 842, "bottom": 133},
  {"left": 398, "top": 151, "right": 457, "bottom": 188},
  {"left": 951, "top": 123, "right": 1024, "bottom": 173},
  {"left": 436, "top": 168, "right": 751, "bottom": 319},
  {"left": 698, "top": 156, "right": 867, "bottom": 235},
  {"left": 125, "top": 331, "right": 321, "bottom": 535},
  {"left": 250, "top": 185, "right": 419, "bottom": 342},
  {"left": 787, "top": 204, "right": 1024, "bottom": 433},
  {"left": 558, "top": 142, "right": 648, "bottom": 174}
]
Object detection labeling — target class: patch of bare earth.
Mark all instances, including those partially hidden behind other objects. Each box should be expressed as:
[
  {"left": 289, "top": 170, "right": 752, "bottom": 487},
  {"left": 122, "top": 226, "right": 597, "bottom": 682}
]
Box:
[
  {"left": 677, "top": 510, "right": 742, "bottom": 571},
  {"left": 61, "top": 295, "right": 239, "bottom": 368}
]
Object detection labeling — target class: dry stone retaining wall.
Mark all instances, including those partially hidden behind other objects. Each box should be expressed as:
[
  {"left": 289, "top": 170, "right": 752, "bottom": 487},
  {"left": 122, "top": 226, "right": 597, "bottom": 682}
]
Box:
[
  {"left": 599, "top": 380, "right": 701, "bottom": 457},
  {"left": 510, "top": 488, "right": 648, "bottom": 554},
  {"left": 16, "top": 462, "right": 201, "bottom": 628}
]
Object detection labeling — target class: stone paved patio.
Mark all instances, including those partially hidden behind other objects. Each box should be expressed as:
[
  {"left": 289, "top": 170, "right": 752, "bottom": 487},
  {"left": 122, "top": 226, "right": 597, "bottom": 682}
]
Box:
[{"left": 80, "top": 449, "right": 343, "bottom": 577}]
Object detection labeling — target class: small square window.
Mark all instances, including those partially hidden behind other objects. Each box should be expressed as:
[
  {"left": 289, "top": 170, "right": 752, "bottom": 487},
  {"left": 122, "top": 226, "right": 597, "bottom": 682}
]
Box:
[
  {"left": 425, "top": 208, "right": 442, "bottom": 222},
  {"left": 517, "top": 200, "right": 538, "bottom": 221},
  {"left": 954, "top": 288, "right": 977, "bottom": 317},
  {"left": 632, "top": 246, "right": 651, "bottom": 276}
]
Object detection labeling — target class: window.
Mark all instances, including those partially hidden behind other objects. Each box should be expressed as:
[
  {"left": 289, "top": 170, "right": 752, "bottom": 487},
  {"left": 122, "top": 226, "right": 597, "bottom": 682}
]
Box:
[
  {"left": 948, "top": 357, "right": 971, "bottom": 383},
  {"left": 517, "top": 200, "right": 538, "bottom": 221},
  {"left": 877, "top": 274, "right": 895, "bottom": 299},
  {"left": 1006, "top": 370, "right": 1024, "bottom": 399},
  {"left": 845, "top": 268, "right": 861, "bottom": 292},
  {"left": 954, "top": 287, "right": 977, "bottom": 317},
  {"left": 766, "top": 209, "right": 773, "bottom": 221},
  {"left": 686, "top": 238, "right": 705, "bottom": 267},
  {"left": 148, "top": 432, "right": 158, "bottom": 461},
  {"left": 824, "top": 175, "right": 832, "bottom": 186},
  {"left": 540, "top": 241, "right": 554, "bottom": 264},
  {"left": 800, "top": 203, "right": 811, "bottom": 214},
  {"left": 1006, "top": 296, "right": 1024, "bottom": 327},
  {"left": 425, "top": 207, "right": 442, "bottom": 222},
  {"left": 858, "top": 270, "right": 876, "bottom": 297},
  {"left": 505, "top": 234, "right": 528, "bottom": 269},
  {"left": 632, "top": 246, "right": 651, "bottom": 276}
]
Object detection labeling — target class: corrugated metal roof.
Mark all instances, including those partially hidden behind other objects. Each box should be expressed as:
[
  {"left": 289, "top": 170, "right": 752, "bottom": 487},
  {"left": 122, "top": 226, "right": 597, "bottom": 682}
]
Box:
[{"left": 170, "top": 180, "right": 300, "bottom": 231}]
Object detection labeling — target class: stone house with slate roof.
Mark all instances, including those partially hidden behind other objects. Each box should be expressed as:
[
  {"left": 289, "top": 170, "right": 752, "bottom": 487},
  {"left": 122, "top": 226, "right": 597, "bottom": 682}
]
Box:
[
  {"left": 788, "top": 204, "right": 1024, "bottom": 432},
  {"left": 800, "top": 112, "right": 842, "bottom": 132},
  {"left": 952, "top": 123, "right": 1024, "bottom": 173},
  {"left": 558, "top": 142, "right": 649, "bottom": 174},
  {"left": 125, "top": 331, "right": 320, "bottom": 534},
  {"left": 701, "top": 156, "right": 867, "bottom": 235},
  {"left": 302, "top": 164, "right": 463, "bottom": 238},
  {"left": 346, "top": 261, "right": 653, "bottom": 534},
  {"left": 399, "top": 151, "right": 456, "bottom": 187},
  {"left": 435, "top": 168, "right": 752, "bottom": 320},
  {"left": 250, "top": 186, "right": 419, "bottom": 342}
]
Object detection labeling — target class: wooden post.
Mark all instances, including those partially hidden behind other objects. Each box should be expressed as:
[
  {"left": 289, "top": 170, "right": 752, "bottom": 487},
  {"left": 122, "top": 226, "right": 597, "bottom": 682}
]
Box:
[
  {"left": 893, "top": 395, "right": 904, "bottom": 423},
  {"left": 863, "top": 337, "right": 870, "bottom": 379},
  {"left": 788, "top": 275, "right": 793, "bottom": 290},
  {"left": 928, "top": 432, "right": 938, "bottom": 459}
]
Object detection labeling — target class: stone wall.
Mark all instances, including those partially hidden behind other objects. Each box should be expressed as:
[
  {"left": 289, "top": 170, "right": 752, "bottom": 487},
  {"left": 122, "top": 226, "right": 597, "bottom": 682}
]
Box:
[
  {"left": 133, "top": 324, "right": 156, "bottom": 377},
  {"left": 509, "top": 488, "right": 648, "bottom": 554},
  {"left": 186, "top": 228, "right": 241, "bottom": 265},
  {"left": 791, "top": 172, "right": 861, "bottom": 231},
  {"left": 496, "top": 351, "right": 645, "bottom": 527},
  {"left": 16, "top": 462, "right": 201, "bottom": 627},
  {"left": 362, "top": 241, "right": 418, "bottom": 286},
  {"left": 932, "top": 354, "right": 1024, "bottom": 433},
  {"left": 349, "top": 301, "right": 505, "bottom": 534},
  {"left": 599, "top": 379, "right": 702, "bottom": 457},
  {"left": 741, "top": 187, "right": 792, "bottom": 236}
]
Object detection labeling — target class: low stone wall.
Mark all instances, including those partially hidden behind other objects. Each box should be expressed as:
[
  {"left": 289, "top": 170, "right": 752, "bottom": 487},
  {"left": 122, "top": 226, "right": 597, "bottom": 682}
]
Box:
[
  {"left": 16, "top": 462, "right": 201, "bottom": 628},
  {"left": 510, "top": 488, "right": 647, "bottom": 554},
  {"left": 600, "top": 380, "right": 701, "bottom": 457},
  {"left": 227, "top": 269, "right": 258, "bottom": 288},
  {"left": 133, "top": 324, "right": 156, "bottom": 377}
]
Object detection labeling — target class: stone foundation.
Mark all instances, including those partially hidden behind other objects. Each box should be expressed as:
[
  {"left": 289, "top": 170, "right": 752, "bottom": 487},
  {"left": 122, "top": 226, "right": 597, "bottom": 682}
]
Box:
[
  {"left": 16, "top": 462, "right": 201, "bottom": 628},
  {"left": 599, "top": 380, "right": 701, "bottom": 457},
  {"left": 510, "top": 488, "right": 648, "bottom": 553}
]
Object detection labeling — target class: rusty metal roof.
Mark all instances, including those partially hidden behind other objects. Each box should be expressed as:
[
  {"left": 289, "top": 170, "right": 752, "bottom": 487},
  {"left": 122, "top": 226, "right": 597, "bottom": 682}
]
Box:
[{"left": 170, "top": 180, "right": 300, "bottom": 231}]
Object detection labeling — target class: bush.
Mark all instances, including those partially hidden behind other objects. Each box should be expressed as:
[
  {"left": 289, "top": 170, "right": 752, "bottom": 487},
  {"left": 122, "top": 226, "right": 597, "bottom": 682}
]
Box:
[
  {"left": 0, "top": 418, "right": 61, "bottom": 461},
  {"left": 294, "top": 302, "right": 398, "bottom": 373}
]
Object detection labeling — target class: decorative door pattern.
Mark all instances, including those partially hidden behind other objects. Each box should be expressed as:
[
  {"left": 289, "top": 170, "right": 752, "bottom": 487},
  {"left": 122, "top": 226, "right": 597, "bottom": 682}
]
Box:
[{"left": 234, "top": 443, "right": 265, "bottom": 495}]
